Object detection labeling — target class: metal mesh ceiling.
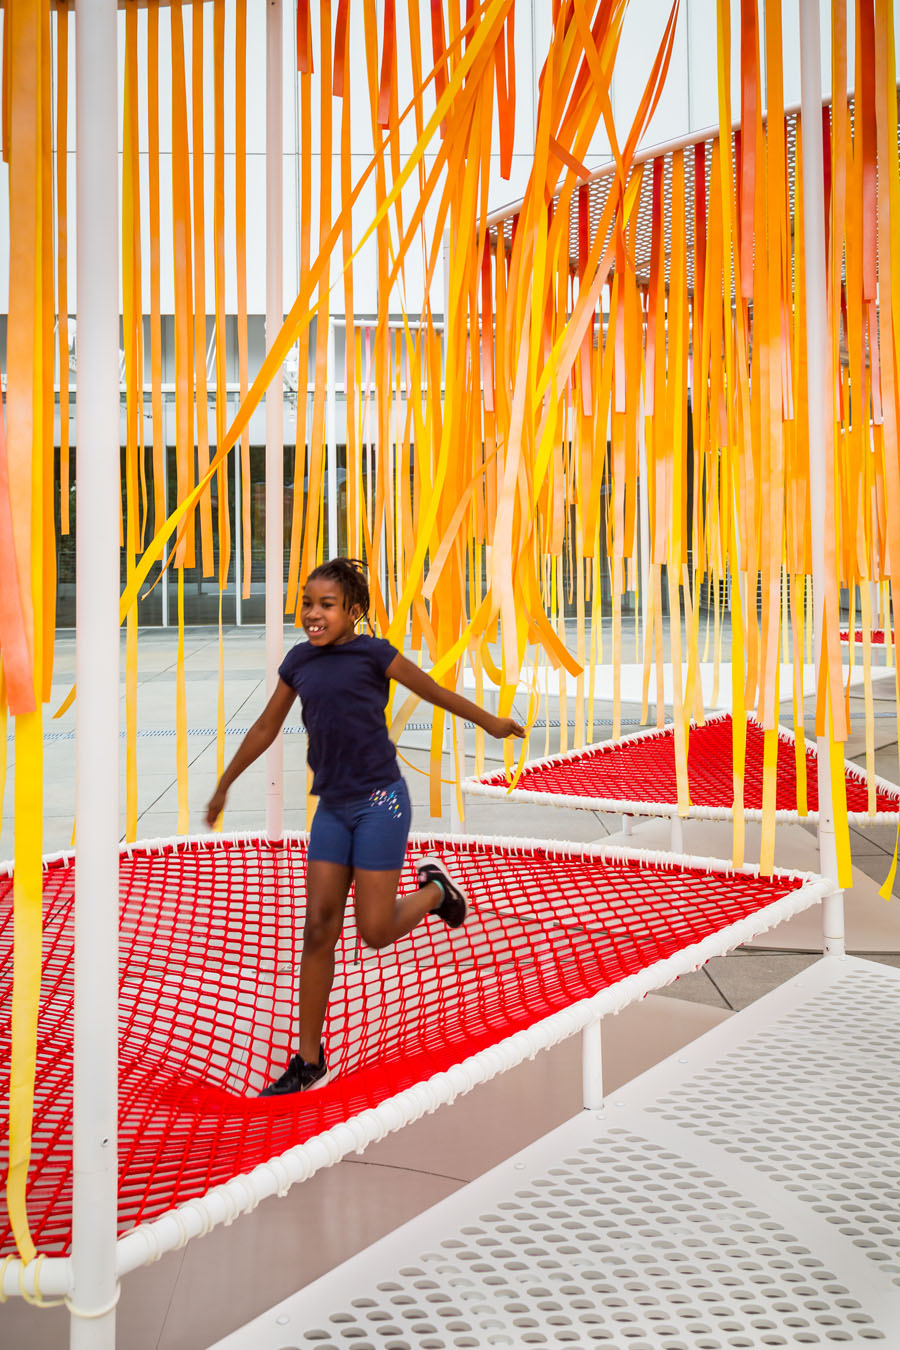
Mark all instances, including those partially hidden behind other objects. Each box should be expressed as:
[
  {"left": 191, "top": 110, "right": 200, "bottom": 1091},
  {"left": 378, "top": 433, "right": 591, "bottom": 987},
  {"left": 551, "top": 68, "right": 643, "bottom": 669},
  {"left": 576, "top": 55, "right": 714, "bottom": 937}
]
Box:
[{"left": 485, "top": 94, "right": 900, "bottom": 302}]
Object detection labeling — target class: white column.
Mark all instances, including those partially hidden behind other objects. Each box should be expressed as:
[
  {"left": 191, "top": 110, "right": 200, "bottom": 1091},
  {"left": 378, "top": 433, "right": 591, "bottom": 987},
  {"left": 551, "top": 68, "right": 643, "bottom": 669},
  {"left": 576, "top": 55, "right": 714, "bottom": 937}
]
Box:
[
  {"left": 326, "top": 319, "right": 338, "bottom": 557},
  {"left": 798, "top": 0, "right": 844, "bottom": 953},
  {"left": 160, "top": 436, "right": 169, "bottom": 628},
  {"left": 71, "top": 2, "right": 120, "bottom": 1346},
  {"left": 441, "top": 230, "right": 463, "bottom": 831},
  {"left": 638, "top": 395, "right": 651, "bottom": 648},
  {"left": 582, "top": 1018, "right": 604, "bottom": 1109},
  {"left": 265, "top": 0, "right": 284, "bottom": 840}
]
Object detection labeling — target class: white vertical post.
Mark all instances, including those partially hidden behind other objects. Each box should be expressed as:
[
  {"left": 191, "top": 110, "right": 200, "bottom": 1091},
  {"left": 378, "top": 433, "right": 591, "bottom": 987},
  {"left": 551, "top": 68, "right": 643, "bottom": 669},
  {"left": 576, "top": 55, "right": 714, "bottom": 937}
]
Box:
[
  {"left": 266, "top": 0, "right": 284, "bottom": 840},
  {"left": 326, "top": 318, "right": 338, "bottom": 557},
  {"left": 161, "top": 432, "right": 169, "bottom": 628},
  {"left": 798, "top": 0, "right": 844, "bottom": 954},
  {"left": 638, "top": 402, "right": 650, "bottom": 628},
  {"left": 234, "top": 401, "right": 242, "bottom": 625},
  {"left": 71, "top": 2, "right": 120, "bottom": 1346},
  {"left": 582, "top": 1018, "right": 604, "bottom": 1109},
  {"left": 442, "top": 230, "right": 464, "bottom": 832}
]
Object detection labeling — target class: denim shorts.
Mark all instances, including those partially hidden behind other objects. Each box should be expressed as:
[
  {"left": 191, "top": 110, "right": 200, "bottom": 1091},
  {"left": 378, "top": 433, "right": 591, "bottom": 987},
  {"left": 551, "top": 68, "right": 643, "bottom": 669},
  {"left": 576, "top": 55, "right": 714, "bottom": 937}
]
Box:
[{"left": 307, "top": 779, "right": 412, "bottom": 871}]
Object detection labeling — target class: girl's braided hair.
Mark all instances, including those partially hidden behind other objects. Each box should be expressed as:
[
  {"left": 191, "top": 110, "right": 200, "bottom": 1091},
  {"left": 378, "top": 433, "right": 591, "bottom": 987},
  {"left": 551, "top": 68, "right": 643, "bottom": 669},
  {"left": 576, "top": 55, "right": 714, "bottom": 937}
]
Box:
[{"left": 306, "top": 557, "right": 371, "bottom": 629}]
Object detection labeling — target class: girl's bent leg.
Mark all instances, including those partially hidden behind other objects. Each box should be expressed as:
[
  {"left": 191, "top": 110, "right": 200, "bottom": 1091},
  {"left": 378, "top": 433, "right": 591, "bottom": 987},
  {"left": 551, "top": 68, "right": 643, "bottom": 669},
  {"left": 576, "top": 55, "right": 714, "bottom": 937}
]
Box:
[
  {"left": 299, "top": 859, "right": 352, "bottom": 1062},
  {"left": 353, "top": 868, "right": 441, "bottom": 950}
]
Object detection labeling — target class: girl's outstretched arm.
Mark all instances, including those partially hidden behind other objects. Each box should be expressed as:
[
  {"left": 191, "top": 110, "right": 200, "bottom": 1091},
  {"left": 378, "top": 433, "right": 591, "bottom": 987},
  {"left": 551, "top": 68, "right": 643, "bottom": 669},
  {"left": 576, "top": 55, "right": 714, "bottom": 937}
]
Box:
[
  {"left": 205, "top": 678, "right": 298, "bottom": 826},
  {"left": 385, "top": 653, "right": 525, "bottom": 739}
]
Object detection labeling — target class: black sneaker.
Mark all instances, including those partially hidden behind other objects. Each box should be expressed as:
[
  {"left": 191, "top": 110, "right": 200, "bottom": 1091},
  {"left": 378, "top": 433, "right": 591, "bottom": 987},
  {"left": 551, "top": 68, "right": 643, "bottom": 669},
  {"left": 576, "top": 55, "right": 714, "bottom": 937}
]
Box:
[
  {"left": 259, "top": 1044, "right": 330, "bottom": 1097},
  {"left": 416, "top": 855, "right": 469, "bottom": 929}
]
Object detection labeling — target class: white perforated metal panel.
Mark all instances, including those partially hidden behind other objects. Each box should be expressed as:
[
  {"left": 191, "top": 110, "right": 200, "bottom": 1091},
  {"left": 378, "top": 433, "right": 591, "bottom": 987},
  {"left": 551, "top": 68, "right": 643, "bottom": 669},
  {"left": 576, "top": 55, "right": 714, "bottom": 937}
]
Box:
[{"left": 211, "top": 956, "right": 900, "bottom": 1349}]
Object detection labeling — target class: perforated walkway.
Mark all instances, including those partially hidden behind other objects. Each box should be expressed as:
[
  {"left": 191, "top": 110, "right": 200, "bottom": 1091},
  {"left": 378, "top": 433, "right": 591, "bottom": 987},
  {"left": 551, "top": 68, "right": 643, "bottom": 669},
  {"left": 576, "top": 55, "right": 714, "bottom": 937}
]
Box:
[{"left": 213, "top": 955, "right": 900, "bottom": 1349}]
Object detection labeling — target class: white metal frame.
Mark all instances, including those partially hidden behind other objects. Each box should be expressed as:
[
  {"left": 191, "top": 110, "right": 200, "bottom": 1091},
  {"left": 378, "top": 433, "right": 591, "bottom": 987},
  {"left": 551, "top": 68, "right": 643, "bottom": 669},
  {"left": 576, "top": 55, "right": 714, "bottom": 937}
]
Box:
[{"left": 0, "top": 828, "right": 834, "bottom": 1303}]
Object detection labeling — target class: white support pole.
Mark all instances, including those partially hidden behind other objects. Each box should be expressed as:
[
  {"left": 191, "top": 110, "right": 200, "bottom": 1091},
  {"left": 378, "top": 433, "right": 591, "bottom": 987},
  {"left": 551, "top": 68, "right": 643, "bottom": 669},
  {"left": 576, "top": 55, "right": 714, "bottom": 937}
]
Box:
[
  {"left": 638, "top": 394, "right": 651, "bottom": 709},
  {"left": 638, "top": 401, "right": 650, "bottom": 626},
  {"left": 326, "top": 319, "right": 338, "bottom": 557},
  {"left": 161, "top": 435, "right": 169, "bottom": 628},
  {"left": 798, "top": 0, "right": 844, "bottom": 954},
  {"left": 670, "top": 813, "right": 684, "bottom": 854},
  {"left": 71, "top": 2, "right": 120, "bottom": 1346},
  {"left": 441, "top": 229, "right": 465, "bottom": 832},
  {"left": 265, "top": 0, "right": 284, "bottom": 841},
  {"left": 234, "top": 401, "right": 242, "bottom": 625},
  {"left": 582, "top": 1018, "right": 604, "bottom": 1110}
]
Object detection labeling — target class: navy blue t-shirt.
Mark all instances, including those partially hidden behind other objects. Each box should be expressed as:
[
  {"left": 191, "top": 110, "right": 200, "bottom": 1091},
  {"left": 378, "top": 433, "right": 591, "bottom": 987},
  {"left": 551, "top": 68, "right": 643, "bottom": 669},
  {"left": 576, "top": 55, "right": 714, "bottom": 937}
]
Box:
[{"left": 278, "top": 634, "right": 402, "bottom": 804}]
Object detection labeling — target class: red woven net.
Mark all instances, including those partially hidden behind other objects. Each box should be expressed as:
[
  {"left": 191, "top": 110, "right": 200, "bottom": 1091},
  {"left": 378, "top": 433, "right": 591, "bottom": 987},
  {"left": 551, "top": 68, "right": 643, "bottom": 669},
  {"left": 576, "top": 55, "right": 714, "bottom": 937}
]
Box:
[
  {"left": 840, "top": 629, "right": 892, "bottom": 646},
  {"left": 1, "top": 835, "right": 812, "bottom": 1256},
  {"left": 477, "top": 715, "right": 900, "bottom": 815}
]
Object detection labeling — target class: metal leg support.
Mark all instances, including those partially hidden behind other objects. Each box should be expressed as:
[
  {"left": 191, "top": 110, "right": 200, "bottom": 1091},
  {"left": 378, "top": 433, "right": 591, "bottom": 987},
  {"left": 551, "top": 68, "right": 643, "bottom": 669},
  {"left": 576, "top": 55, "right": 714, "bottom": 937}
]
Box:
[{"left": 582, "top": 1018, "right": 604, "bottom": 1110}]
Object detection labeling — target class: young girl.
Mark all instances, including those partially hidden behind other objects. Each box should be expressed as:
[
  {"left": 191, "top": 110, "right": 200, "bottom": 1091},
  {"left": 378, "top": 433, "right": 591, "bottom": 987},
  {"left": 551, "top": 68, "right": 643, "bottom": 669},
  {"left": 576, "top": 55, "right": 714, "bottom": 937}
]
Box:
[{"left": 205, "top": 557, "right": 525, "bottom": 1097}]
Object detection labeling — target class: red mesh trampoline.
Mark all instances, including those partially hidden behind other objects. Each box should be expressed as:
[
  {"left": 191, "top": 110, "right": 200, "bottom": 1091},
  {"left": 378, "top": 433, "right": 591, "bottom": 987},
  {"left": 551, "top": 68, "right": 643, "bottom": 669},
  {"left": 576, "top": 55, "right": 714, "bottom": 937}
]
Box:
[
  {"left": 0, "top": 831, "right": 831, "bottom": 1260},
  {"left": 464, "top": 711, "right": 900, "bottom": 824},
  {"left": 840, "top": 628, "right": 894, "bottom": 647}
]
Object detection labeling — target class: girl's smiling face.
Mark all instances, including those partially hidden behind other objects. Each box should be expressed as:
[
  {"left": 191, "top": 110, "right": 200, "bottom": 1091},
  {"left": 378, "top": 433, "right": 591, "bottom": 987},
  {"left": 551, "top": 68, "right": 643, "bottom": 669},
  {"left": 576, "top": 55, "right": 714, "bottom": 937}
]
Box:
[{"left": 300, "top": 577, "right": 362, "bottom": 646}]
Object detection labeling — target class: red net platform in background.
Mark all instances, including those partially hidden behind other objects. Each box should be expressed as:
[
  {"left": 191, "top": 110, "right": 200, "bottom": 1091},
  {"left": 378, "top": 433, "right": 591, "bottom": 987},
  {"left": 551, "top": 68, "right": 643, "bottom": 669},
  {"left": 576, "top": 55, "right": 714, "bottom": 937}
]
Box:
[
  {"left": 0, "top": 833, "right": 826, "bottom": 1257},
  {"left": 464, "top": 712, "right": 900, "bottom": 823},
  {"left": 840, "top": 629, "right": 894, "bottom": 646}
]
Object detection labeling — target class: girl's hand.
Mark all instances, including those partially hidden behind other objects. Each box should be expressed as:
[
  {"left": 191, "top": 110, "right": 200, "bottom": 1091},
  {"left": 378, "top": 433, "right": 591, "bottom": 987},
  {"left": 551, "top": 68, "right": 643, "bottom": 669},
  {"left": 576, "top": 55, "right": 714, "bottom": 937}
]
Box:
[
  {"left": 205, "top": 784, "right": 228, "bottom": 828},
  {"left": 487, "top": 715, "right": 526, "bottom": 740}
]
